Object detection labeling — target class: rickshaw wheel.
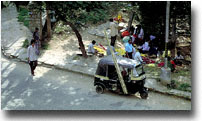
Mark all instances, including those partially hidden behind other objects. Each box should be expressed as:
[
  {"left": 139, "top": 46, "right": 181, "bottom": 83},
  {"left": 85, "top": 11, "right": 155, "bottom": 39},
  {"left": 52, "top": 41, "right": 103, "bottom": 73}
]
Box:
[
  {"left": 96, "top": 85, "right": 104, "bottom": 94},
  {"left": 140, "top": 92, "right": 148, "bottom": 99}
]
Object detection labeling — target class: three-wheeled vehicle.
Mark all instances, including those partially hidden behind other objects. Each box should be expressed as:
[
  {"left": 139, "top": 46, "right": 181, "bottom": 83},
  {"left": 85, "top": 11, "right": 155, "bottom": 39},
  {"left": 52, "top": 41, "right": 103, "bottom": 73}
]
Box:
[{"left": 94, "top": 55, "right": 148, "bottom": 99}]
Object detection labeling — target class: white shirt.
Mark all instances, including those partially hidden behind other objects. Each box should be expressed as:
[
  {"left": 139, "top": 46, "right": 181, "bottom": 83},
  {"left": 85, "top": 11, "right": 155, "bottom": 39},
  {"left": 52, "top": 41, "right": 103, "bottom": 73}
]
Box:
[
  {"left": 88, "top": 43, "right": 95, "bottom": 53},
  {"left": 132, "top": 48, "right": 140, "bottom": 77},
  {"left": 141, "top": 42, "right": 150, "bottom": 51},
  {"left": 138, "top": 28, "right": 144, "bottom": 39},
  {"left": 27, "top": 45, "right": 38, "bottom": 61},
  {"left": 110, "top": 22, "right": 118, "bottom": 37},
  {"left": 150, "top": 35, "right": 156, "bottom": 41},
  {"left": 134, "top": 28, "right": 144, "bottom": 39},
  {"left": 132, "top": 51, "right": 143, "bottom": 63},
  {"left": 175, "top": 55, "right": 184, "bottom": 60}
]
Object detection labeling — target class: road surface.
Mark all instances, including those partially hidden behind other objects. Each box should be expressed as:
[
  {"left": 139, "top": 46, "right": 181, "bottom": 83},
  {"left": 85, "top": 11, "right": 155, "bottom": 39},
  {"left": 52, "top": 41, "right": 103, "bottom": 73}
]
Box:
[{"left": 1, "top": 55, "right": 191, "bottom": 110}]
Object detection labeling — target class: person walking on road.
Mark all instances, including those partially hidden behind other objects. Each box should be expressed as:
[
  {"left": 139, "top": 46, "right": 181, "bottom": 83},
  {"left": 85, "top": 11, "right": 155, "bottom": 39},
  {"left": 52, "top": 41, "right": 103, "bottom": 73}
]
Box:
[{"left": 27, "top": 39, "right": 38, "bottom": 76}]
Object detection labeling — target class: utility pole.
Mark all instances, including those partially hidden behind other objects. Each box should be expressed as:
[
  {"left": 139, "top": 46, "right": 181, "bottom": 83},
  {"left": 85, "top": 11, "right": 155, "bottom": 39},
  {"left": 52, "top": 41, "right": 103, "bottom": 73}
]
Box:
[
  {"left": 160, "top": 1, "right": 171, "bottom": 86},
  {"left": 165, "top": 1, "right": 170, "bottom": 68}
]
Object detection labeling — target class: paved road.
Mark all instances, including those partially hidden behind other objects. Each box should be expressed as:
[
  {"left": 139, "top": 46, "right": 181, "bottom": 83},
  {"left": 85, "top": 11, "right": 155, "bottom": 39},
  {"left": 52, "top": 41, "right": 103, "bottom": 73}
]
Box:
[{"left": 1, "top": 56, "right": 191, "bottom": 110}]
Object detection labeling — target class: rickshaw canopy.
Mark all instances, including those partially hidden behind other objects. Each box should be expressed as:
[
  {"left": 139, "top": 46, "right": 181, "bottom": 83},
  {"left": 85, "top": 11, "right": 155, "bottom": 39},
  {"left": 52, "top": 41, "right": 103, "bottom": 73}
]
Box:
[{"left": 98, "top": 55, "right": 139, "bottom": 69}]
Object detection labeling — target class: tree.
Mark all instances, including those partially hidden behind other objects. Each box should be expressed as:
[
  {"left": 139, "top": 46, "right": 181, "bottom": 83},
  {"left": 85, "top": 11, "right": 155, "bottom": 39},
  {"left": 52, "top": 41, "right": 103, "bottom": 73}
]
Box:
[
  {"left": 134, "top": 1, "right": 190, "bottom": 57},
  {"left": 43, "top": 1, "right": 111, "bottom": 58},
  {"left": 127, "top": 11, "right": 134, "bottom": 33},
  {"left": 46, "top": 2, "right": 52, "bottom": 39},
  {"left": 169, "top": 1, "right": 191, "bottom": 57},
  {"left": 43, "top": 1, "right": 88, "bottom": 57},
  {"left": 135, "top": 1, "right": 167, "bottom": 35}
]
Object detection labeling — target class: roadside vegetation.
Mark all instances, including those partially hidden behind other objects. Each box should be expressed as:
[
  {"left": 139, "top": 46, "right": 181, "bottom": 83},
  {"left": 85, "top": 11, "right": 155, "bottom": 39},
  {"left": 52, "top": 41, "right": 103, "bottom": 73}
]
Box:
[
  {"left": 17, "top": 6, "right": 29, "bottom": 27},
  {"left": 22, "top": 39, "right": 29, "bottom": 48}
]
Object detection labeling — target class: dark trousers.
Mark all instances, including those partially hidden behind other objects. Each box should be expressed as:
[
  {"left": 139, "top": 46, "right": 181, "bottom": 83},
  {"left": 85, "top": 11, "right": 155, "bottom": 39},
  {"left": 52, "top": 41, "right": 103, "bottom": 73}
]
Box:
[
  {"left": 111, "top": 36, "right": 117, "bottom": 46},
  {"left": 149, "top": 47, "right": 158, "bottom": 56},
  {"left": 29, "top": 60, "right": 37, "bottom": 74},
  {"left": 174, "top": 59, "right": 183, "bottom": 66},
  {"left": 128, "top": 52, "right": 133, "bottom": 59}
]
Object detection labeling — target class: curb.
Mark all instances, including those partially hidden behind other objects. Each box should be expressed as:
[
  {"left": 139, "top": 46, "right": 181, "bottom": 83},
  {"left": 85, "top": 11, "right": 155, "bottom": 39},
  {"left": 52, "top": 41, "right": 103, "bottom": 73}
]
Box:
[
  {"left": 1, "top": 47, "right": 191, "bottom": 100},
  {"left": 147, "top": 87, "right": 191, "bottom": 100}
]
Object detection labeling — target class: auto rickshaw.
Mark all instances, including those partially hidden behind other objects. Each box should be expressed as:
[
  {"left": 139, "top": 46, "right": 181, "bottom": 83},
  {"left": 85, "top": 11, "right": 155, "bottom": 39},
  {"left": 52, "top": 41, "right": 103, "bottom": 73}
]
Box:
[{"left": 94, "top": 55, "right": 148, "bottom": 99}]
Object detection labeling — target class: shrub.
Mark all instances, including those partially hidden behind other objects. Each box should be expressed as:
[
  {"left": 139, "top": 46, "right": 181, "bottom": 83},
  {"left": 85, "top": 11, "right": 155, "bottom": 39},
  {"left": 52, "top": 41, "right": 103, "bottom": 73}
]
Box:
[
  {"left": 178, "top": 83, "right": 191, "bottom": 91},
  {"left": 41, "top": 43, "right": 49, "bottom": 50},
  {"left": 168, "top": 80, "right": 191, "bottom": 92},
  {"left": 78, "top": 9, "right": 109, "bottom": 24},
  {"left": 54, "top": 21, "right": 71, "bottom": 34},
  {"left": 22, "top": 39, "right": 29, "bottom": 48},
  {"left": 17, "top": 7, "right": 29, "bottom": 27}
]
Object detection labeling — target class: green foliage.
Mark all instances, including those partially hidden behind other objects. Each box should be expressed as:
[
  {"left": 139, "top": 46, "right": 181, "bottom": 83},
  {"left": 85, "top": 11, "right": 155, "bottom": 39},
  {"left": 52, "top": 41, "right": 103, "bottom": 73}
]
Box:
[
  {"left": 135, "top": 1, "right": 191, "bottom": 36},
  {"left": 168, "top": 80, "right": 191, "bottom": 92},
  {"left": 54, "top": 21, "right": 70, "bottom": 34},
  {"left": 72, "top": 55, "right": 80, "bottom": 60},
  {"left": 78, "top": 8, "right": 109, "bottom": 24},
  {"left": 17, "top": 7, "right": 29, "bottom": 27},
  {"left": 178, "top": 83, "right": 191, "bottom": 92},
  {"left": 22, "top": 39, "right": 29, "bottom": 48},
  {"left": 45, "top": 1, "right": 111, "bottom": 25},
  {"left": 41, "top": 43, "right": 49, "bottom": 50}
]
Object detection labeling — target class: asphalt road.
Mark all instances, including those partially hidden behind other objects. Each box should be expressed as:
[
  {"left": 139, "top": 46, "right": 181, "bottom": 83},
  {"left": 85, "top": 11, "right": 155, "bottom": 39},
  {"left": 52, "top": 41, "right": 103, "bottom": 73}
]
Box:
[{"left": 1, "top": 55, "right": 191, "bottom": 110}]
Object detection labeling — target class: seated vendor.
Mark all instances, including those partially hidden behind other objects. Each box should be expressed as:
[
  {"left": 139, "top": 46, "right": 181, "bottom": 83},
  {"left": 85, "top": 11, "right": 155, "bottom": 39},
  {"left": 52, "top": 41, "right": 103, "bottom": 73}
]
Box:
[
  {"left": 149, "top": 42, "right": 158, "bottom": 57},
  {"left": 107, "top": 43, "right": 118, "bottom": 55},
  {"left": 88, "top": 40, "right": 97, "bottom": 55},
  {"left": 138, "top": 40, "right": 150, "bottom": 54},
  {"left": 132, "top": 47, "right": 143, "bottom": 64},
  {"left": 174, "top": 51, "right": 184, "bottom": 66}
]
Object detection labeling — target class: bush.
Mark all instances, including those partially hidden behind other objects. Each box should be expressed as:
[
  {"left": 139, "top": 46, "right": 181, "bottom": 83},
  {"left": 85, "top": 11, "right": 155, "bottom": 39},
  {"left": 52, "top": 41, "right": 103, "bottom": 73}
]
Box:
[
  {"left": 41, "top": 43, "right": 49, "bottom": 50},
  {"left": 54, "top": 21, "right": 71, "bottom": 34},
  {"left": 22, "top": 39, "right": 29, "bottom": 48},
  {"left": 78, "top": 9, "right": 109, "bottom": 24},
  {"left": 168, "top": 80, "right": 191, "bottom": 92},
  {"left": 178, "top": 83, "right": 191, "bottom": 92},
  {"left": 17, "top": 7, "right": 29, "bottom": 27}
]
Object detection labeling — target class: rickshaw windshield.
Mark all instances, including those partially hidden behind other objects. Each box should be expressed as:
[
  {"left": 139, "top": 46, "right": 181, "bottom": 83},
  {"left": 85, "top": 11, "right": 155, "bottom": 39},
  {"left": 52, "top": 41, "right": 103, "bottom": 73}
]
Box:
[{"left": 95, "top": 65, "right": 107, "bottom": 76}]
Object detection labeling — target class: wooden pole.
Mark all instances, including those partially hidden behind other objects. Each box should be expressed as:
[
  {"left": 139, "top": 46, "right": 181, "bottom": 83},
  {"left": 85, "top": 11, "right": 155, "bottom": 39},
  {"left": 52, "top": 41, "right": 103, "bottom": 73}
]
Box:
[{"left": 104, "top": 30, "right": 128, "bottom": 94}]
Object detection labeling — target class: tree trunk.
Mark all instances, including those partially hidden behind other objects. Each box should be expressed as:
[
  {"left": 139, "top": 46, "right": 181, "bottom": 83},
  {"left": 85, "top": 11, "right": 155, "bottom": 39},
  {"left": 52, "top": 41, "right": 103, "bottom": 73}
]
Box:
[
  {"left": 127, "top": 11, "right": 134, "bottom": 33},
  {"left": 46, "top": 9, "right": 52, "bottom": 39},
  {"left": 61, "top": 19, "right": 87, "bottom": 58},
  {"left": 171, "top": 17, "right": 176, "bottom": 58},
  {"left": 40, "top": 11, "right": 43, "bottom": 40}
]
